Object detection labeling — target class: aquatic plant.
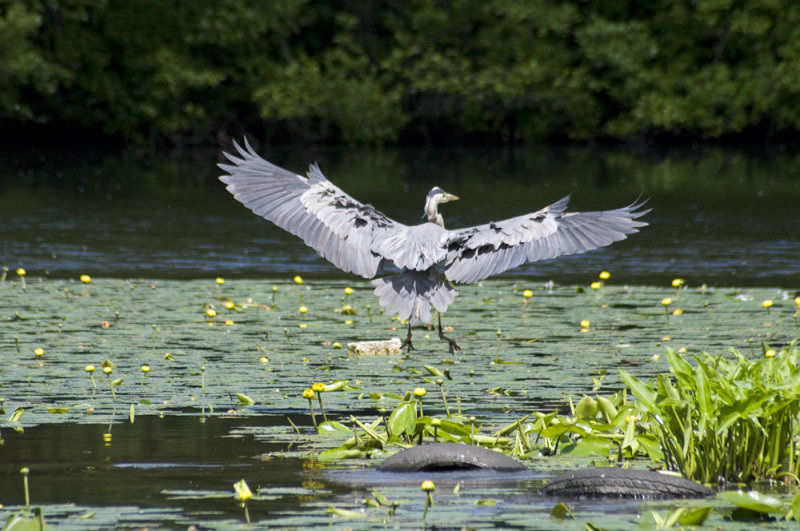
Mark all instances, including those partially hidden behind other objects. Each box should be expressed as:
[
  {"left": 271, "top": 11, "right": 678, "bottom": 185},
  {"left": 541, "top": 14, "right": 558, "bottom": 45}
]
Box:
[
  {"left": 661, "top": 297, "right": 672, "bottom": 319},
  {"left": 312, "top": 383, "right": 327, "bottom": 422},
  {"left": 303, "top": 388, "right": 317, "bottom": 427},
  {"left": 101, "top": 363, "right": 120, "bottom": 403},
  {"left": 85, "top": 364, "right": 96, "bottom": 389},
  {"left": 2, "top": 467, "right": 52, "bottom": 530},
  {"left": 233, "top": 479, "right": 252, "bottom": 524},
  {"left": 672, "top": 278, "right": 685, "bottom": 298},
  {"left": 621, "top": 342, "right": 800, "bottom": 485},
  {"left": 522, "top": 289, "right": 533, "bottom": 305},
  {"left": 421, "top": 480, "right": 435, "bottom": 523}
]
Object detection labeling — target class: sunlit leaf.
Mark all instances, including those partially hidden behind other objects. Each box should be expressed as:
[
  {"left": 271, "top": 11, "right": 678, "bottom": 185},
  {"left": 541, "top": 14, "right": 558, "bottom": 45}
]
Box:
[
  {"left": 678, "top": 506, "right": 713, "bottom": 526},
  {"left": 318, "top": 421, "right": 351, "bottom": 435},
  {"left": 550, "top": 501, "right": 574, "bottom": 519},
  {"left": 235, "top": 393, "right": 255, "bottom": 406},
  {"left": 387, "top": 401, "right": 416, "bottom": 437},
  {"left": 719, "top": 490, "right": 784, "bottom": 513},
  {"left": 325, "top": 507, "right": 366, "bottom": 518}
]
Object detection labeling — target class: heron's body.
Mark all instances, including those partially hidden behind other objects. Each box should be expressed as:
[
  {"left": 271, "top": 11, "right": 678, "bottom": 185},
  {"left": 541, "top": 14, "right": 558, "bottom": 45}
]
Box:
[{"left": 219, "top": 139, "right": 649, "bottom": 352}]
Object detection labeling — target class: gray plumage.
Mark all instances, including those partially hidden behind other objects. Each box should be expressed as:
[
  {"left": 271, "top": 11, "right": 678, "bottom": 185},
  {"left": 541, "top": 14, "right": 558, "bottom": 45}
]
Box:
[{"left": 219, "top": 139, "right": 649, "bottom": 349}]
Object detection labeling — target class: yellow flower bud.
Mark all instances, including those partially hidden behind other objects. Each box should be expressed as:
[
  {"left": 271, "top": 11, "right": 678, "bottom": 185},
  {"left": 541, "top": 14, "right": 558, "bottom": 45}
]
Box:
[
  {"left": 421, "top": 480, "right": 436, "bottom": 492},
  {"left": 661, "top": 298, "right": 672, "bottom": 306},
  {"left": 590, "top": 281, "right": 602, "bottom": 290},
  {"left": 413, "top": 387, "right": 427, "bottom": 398},
  {"left": 344, "top": 287, "right": 354, "bottom": 295},
  {"left": 80, "top": 274, "right": 92, "bottom": 284},
  {"left": 298, "top": 306, "right": 308, "bottom": 314},
  {"left": 303, "top": 388, "right": 315, "bottom": 399},
  {"left": 215, "top": 277, "right": 225, "bottom": 285},
  {"left": 599, "top": 271, "right": 610, "bottom": 280},
  {"left": 522, "top": 289, "right": 533, "bottom": 298},
  {"left": 16, "top": 268, "right": 26, "bottom": 276},
  {"left": 34, "top": 347, "right": 44, "bottom": 357},
  {"left": 312, "top": 382, "right": 325, "bottom": 393},
  {"left": 293, "top": 275, "right": 303, "bottom": 284},
  {"left": 233, "top": 479, "right": 252, "bottom": 501},
  {"left": 762, "top": 299, "right": 773, "bottom": 309}
]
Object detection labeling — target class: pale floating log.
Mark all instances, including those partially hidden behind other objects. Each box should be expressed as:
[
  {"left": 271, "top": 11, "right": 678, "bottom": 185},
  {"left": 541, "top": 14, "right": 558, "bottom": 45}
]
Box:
[{"left": 347, "top": 338, "right": 402, "bottom": 356}]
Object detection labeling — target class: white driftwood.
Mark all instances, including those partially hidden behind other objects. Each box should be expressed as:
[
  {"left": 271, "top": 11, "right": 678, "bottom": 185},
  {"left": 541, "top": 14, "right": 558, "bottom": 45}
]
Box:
[{"left": 347, "top": 337, "right": 402, "bottom": 356}]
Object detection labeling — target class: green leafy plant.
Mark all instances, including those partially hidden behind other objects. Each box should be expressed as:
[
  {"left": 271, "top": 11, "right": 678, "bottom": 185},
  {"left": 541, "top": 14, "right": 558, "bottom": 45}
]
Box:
[
  {"left": 621, "top": 342, "right": 800, "bottom": 485},
  {"left": 313, "top": 373, "right": 659, "bottom": 462}
]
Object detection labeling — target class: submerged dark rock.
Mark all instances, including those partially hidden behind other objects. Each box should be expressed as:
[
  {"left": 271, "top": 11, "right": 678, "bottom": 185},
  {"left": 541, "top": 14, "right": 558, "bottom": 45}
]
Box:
[
  {"left": 540, "top": 467, "right": 714, "bottom": 499},
  {"left": 377, "top": 443, "right": 528, "bottom": 472}
]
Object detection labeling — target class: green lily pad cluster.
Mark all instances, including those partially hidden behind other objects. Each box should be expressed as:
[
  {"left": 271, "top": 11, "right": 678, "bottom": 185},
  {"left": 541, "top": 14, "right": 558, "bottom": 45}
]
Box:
[{"left": 309, "top": 365, "right": 665, "bottom": 463}]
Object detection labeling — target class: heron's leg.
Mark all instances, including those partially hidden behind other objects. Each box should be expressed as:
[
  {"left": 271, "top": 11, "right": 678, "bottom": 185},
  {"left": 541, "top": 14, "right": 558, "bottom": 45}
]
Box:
[
  {"left": 437, "top": 313, "right": 461, "bottom": 353},
  {"left": 400, "top": 321, "right": 414, "bottom": 352}
]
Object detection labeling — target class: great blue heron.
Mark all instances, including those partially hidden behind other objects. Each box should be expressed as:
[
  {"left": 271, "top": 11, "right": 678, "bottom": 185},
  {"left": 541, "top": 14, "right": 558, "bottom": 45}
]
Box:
[{"left": 219, "top": 139, "right": 649, "bottom": 353}]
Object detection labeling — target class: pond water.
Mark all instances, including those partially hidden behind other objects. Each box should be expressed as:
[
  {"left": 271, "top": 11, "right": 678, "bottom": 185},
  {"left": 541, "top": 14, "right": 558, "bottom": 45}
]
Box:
[
  {"left": 2, "top": 144, "right": 799, "bottom": 286},
  {"left": 1, "top": 145, "right": 799, "bottom": 528}
]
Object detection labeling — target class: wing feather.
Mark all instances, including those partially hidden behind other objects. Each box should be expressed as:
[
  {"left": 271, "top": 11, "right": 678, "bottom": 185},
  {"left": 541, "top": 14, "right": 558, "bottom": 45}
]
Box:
[
  {"left": 445, "top": 196, "right": 649, "bottom": 284},
  {"left": 219, "top": 139, "right": 402, "bottom": 278}
]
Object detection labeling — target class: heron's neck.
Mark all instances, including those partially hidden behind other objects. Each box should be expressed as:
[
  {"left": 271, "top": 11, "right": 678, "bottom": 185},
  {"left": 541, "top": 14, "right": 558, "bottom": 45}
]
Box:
[{"left": 425, "top": 199, "right": 445, "bottom": 227}]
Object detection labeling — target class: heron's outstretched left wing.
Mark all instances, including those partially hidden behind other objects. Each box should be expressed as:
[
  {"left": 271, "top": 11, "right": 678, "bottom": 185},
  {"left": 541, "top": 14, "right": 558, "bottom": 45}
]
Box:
[
  {"left": 219, "top": 139, "right": 399, "bottom": 278},
  {"left": 444, "top": 196, "right": 649, "bottom": 284}
]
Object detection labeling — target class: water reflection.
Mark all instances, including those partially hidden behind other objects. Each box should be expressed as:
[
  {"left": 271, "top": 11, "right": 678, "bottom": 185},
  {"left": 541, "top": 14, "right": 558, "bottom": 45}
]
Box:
[{"left": 1, "top": 145, "right": 798, "bottom": 286}]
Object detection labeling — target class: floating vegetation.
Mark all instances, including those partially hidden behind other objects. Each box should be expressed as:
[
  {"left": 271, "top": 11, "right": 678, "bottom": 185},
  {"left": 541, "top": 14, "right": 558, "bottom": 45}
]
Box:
[{"left": 1, "top": 276, "right": 799, "bottom": 528}]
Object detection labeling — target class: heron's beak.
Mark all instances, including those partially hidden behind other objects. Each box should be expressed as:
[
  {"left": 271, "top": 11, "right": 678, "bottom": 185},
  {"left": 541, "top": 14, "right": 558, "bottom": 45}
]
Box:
[{"left": 442, "top": 193, "right": 459, "bottom": 203}]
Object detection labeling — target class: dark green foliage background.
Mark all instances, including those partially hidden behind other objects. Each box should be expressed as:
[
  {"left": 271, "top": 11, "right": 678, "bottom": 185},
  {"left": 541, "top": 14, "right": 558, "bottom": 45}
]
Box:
[{"left": 2, "top": 0, "right": 799, "bottom": 145}]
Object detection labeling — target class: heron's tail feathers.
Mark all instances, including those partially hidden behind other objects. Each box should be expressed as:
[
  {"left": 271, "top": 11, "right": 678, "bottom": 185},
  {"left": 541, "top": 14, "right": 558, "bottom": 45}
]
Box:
[{"left": 372, "top": 271, "right": 457, "bottom": 325}]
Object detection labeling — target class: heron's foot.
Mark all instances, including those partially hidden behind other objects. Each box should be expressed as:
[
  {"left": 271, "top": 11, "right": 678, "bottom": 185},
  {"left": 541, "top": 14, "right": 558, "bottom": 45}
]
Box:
[
  {"left": 436, "top": 313, "right": 460, "bottom": 353},
  {"left": 401, "top": 322, "right": 414, "bottom": 353},
  {"left": 437, "top": 329, "right": 461, "bottom": 353},
  {"left": 442, "top": 336, "right": 461, "bottom": 354}
]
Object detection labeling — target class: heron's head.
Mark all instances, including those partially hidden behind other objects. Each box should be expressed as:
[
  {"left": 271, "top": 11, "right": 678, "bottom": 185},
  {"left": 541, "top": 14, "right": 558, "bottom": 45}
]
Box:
[
  {"left": 427, "top": 187, "right": 459, "bottom": 205},
  {"left": 424, "top": 187, "right": 459, "bottom": 227}
]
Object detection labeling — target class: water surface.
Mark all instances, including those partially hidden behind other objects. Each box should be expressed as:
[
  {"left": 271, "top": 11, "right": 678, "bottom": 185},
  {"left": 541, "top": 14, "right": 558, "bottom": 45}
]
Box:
[{"left": 2, "top": 145, "right": 799, "bottom": 286}]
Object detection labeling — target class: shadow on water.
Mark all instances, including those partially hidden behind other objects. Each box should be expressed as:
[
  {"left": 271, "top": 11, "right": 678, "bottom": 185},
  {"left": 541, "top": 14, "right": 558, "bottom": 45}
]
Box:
[{"left": 1, "top": 144, "right": 800, "bottom": 285}]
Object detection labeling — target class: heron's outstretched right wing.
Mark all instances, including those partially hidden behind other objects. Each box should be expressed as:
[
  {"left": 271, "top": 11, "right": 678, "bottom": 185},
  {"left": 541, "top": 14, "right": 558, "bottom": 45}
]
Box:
[
  {"left": 444, "top": 196, "right": 649, "bottom": 284},
  {"left": 219, "top": 139, "right": 400, "bottom": 278}
]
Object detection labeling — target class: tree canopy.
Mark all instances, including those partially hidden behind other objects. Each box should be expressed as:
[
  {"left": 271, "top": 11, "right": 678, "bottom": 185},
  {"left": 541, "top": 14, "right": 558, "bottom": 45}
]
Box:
[{"left": 2, "top": 0, "right": 799, "bottom": 146}]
